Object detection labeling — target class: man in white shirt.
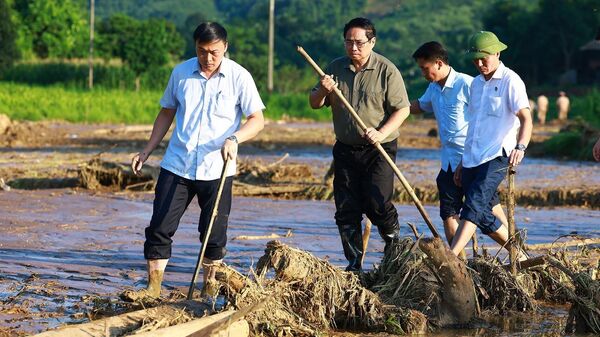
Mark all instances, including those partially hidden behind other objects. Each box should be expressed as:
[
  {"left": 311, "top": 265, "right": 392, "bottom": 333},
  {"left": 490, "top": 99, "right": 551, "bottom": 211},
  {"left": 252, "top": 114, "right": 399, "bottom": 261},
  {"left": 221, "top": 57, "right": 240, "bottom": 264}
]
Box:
[
  {"left": 452, "top": 31, "right": 532, "bottom": 257},
  {"left": 123, "top": 22, "right": 265, "bottom": 301},
  {"left": 409, "top": 41, "right": 508, "bottom": 246}
]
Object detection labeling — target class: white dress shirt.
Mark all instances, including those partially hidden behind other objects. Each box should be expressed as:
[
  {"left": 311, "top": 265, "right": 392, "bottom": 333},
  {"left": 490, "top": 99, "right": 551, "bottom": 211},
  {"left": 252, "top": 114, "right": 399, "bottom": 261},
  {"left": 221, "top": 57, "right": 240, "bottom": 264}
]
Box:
[
  {"left": 159, "top": 57, "right": 265, "bottom": 180},
  {"left": 462, "top": 62, "right": 529, "bottom": 168}
]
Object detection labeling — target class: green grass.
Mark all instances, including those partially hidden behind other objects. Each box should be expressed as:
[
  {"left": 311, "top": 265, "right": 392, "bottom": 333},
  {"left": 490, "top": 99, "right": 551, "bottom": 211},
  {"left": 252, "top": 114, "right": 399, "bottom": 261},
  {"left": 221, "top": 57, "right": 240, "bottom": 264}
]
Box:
[
  {"left": 1, "top": 62, "right": 171, "bottom": 91},
  {"left": 0, "top": 82, "right": 161, "bottom": 123},
  {"left": 0, "top": 82, "right": 330, "bottom": 124}
]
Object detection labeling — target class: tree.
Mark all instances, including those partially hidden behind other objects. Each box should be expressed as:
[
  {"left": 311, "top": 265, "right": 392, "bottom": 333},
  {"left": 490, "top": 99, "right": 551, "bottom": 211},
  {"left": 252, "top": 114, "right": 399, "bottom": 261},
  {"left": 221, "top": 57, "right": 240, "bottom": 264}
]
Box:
[
  {"left": 13, "top": 0, "right": 88, "bottom": 59},
  {"left": 124, "top": 18, "right": 184, "bottom": 90},
  {"left": 0, "top": 0, "right": 19, "bottom": 72},
  {"left": 96, "top": 14, "right": 139, "bottom": 61},
  {"left": 483, "top": 0, "right": 600, "bottom": 86},
  {"left": 97, "top": 14, "right": 184, "bottom": 90}
]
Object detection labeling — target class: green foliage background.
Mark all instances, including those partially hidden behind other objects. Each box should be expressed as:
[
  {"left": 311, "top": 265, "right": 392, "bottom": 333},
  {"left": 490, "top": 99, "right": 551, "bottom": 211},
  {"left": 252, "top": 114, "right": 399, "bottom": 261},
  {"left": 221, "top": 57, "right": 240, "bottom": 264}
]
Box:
[{"left": 1, "top": 0, "right": 599, "bottom": 140}]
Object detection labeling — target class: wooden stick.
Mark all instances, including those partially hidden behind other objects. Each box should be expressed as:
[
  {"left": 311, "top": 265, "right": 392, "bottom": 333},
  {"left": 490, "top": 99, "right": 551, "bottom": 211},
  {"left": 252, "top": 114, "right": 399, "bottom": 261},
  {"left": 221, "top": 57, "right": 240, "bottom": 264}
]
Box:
[
  {"left": 407, "top": 222, "right": 420, "bottom": 240},
  {"left": 507, "top": 165, "right": 517, "bottom": 276},
  {"left": 188, "top": 158, "right": 231, "bottom": 300},
  {"left": 360, "top": 218, "right": 372, "bottom": 267},
  {"left": 297, "top": 46, "right": 440, "bottom": 239},
  {"left": 472, "top": 234, "right": 479, "bottom": 258},
  {"left": 501, "top": 255, "right": 547, "bottom": 271}
]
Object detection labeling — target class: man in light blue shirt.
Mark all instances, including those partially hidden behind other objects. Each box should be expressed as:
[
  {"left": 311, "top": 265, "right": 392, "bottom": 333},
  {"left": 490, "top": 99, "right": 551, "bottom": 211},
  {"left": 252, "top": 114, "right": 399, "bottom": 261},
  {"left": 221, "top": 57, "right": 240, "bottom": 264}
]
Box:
[
  {"left": 123, "top": 22, "right": 265, "bottom": 301},
  {"left": 409, "top": 41, "right": 507, "bottom": 246}
]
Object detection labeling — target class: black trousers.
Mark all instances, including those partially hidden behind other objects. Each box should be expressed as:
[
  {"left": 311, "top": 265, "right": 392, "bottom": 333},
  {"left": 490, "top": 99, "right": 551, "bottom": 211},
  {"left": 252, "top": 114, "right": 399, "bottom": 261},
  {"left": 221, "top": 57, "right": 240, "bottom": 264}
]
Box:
[
  {"left": 333, "top": 140, "right": 400, "bottom": 271},
  {"left": 144, "top": 168, "right": 233, "bottom": 261}
]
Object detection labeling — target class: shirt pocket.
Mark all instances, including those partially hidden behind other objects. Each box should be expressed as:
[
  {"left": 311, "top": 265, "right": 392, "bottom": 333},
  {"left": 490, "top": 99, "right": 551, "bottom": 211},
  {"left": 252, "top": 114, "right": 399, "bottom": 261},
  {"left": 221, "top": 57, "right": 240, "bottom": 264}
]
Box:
[
  {"left": 360, "top": 89, "right": 384, "bottom": 108},
  {"left": 214, "top": 93, "right": 238, "bottom": 122},
  {"left": 487, "top": 96, "right": 503, "bottom": 117}
]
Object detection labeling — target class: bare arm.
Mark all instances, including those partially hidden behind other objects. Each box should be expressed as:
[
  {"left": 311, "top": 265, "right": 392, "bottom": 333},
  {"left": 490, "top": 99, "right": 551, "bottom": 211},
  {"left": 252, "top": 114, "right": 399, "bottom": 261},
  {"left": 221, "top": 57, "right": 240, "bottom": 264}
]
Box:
[
  {"left": 131, "top": 107, "right": 176, "bottom": 175},
  {"left": 222, "top": 110, "right": 265, "bottom": 160},
  {"left": 364, "top": 106, "right": 410, "bottom": 144},
  {"left": 509, "top": 107, "right": 533, "bottom": 166}
]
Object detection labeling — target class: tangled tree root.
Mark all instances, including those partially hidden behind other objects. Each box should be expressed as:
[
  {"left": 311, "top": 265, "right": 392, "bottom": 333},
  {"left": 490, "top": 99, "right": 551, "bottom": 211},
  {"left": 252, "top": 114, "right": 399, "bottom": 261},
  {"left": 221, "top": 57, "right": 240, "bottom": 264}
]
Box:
[
  {"left": 546, "top": 256, "right": 600, "bottom": 334},
  {"left": 365, "top": 237, "right": 477, "bottom": 327},
  {"left": 469, "top": 256, "right": 537, "bottom": 313}
]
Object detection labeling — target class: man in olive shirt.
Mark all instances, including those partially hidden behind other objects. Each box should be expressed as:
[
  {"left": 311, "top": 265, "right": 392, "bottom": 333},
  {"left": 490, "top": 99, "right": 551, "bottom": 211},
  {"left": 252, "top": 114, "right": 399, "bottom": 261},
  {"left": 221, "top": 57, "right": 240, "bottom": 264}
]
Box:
[{"left": 309, "top": 17, "right": 410, "bottom": 271}]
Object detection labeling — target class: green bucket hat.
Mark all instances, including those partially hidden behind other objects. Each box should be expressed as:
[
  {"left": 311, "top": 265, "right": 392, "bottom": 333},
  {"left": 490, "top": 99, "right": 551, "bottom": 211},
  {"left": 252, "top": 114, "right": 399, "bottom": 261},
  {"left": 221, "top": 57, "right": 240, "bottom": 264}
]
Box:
[{"left": 467, "top": 31, "right": 507, "bottom": 59}]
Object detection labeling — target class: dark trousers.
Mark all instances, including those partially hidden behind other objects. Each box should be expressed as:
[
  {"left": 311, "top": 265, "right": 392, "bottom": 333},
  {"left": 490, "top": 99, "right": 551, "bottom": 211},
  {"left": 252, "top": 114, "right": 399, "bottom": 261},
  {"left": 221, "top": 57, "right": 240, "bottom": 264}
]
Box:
[
  {"left": 144, "top": 168, "right": 233, "bottom": 261},
  {"left": 333, "top": 140, "right": 400, "bottom": 271},
  {"left": 460, "top": 155, "right": 508, "bottom": 234}
]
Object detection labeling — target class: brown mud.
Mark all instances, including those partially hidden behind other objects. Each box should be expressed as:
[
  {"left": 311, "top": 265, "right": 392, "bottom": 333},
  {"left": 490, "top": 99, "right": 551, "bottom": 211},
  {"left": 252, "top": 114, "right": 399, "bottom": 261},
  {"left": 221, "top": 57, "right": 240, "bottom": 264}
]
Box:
[
  {"left": 0, "top": 118, "right": 598, "bottom": 208},
  {"left": 0, "top": 116, "right": 599, "bottom": 336}
]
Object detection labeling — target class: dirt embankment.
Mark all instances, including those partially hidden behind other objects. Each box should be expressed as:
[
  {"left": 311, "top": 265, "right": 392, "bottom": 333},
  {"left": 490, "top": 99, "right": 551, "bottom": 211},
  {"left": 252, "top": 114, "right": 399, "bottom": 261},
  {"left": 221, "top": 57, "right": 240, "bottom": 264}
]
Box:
[{"left": 0, "top": 116, "right": 598, "bottom": 208}]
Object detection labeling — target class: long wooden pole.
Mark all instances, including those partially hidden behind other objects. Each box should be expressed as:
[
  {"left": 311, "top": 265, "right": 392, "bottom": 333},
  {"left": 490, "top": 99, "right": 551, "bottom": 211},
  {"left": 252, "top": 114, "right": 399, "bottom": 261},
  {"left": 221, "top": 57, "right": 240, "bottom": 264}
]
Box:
[
  {"left": 507, "top": 165, "right": 517, "bottom": 276},
  {"left": 267, "top": 0, "right": 275, "bottom": 92},
  {"left": 297, "top": 46, "right": 440, "bottom": 238},
  {"left": 88, "top": 0, "right": 94, "bottom": 89},
  {"left": 188, "top": 158, "right": 231, "bottom": 300}
]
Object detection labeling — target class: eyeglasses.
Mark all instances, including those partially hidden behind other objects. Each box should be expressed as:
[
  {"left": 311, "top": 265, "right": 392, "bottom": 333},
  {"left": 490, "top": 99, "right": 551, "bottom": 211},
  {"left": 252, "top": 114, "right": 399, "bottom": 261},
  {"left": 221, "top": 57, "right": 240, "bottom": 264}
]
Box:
[{"left": 344, "top": 39, "right": 372, "bottom": 49}]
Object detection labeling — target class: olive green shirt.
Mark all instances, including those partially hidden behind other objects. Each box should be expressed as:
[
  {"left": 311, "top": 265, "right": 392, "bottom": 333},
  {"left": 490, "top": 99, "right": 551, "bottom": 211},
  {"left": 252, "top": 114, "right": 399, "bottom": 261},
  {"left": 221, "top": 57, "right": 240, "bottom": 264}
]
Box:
[{"left": 313, "top": 51, "right": 410, "bottom": 145}]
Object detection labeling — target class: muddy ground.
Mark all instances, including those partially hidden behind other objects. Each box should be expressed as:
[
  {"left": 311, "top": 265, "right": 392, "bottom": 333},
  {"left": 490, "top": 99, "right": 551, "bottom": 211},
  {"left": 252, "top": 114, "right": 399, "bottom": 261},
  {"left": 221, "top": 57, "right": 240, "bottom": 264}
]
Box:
[{"left": 0, "top": 117, "right": 599, "bottom": 336}]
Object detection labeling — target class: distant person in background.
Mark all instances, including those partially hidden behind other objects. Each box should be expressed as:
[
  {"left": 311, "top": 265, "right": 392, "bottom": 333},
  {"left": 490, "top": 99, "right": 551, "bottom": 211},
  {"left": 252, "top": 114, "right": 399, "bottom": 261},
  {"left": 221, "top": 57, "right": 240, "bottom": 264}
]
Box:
[
  {"left": 452, "top": 31, "right": 532, "bottom": 259},
  {"left": 528, "top": 98, "right": 536, "bottom": 116},
  {"left": 593, "top": 137, "right": 600, "bottom": 162},
  {"left": 537, "top": 94, "right": 548, "bottom": 125},
  {"left": 309, "top": 17, "right": 410, "bottom": 272},
  {"left": 556, "top": 91, "right": 570, "bottom": 122},
  {"left": 409, "top": 41, "right": 508, "bottom": 246},
  {"left": 122, "top": 22, "right": 265, "bottom": 301}
]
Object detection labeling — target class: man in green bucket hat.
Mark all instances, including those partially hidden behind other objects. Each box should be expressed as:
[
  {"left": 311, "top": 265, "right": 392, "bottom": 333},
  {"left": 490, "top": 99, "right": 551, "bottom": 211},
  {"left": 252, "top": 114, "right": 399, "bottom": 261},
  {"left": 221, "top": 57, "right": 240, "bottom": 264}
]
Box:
[{"left": 451, "top": 31, "right": 533, "bottom": 259}]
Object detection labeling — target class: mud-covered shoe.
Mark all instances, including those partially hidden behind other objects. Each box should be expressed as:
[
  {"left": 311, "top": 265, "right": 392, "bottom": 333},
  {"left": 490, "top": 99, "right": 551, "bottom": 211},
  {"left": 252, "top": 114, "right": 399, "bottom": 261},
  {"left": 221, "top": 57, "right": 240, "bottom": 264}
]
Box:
[
  {"left": 120, "top": 288, "right": 159, "bottom": 302},
  {"left": 200, "top": 279, "right": 221, "bottom": 298},
  {"left": 119, "top": 270, "right": 164, "bottom": 302}
]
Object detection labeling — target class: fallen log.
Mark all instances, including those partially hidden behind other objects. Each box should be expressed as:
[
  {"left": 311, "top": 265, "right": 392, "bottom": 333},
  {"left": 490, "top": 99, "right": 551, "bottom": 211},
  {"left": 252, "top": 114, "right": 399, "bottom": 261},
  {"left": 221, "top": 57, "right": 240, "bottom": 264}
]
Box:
[
  {"left": 32, "top": 300, "right": 210, "bottom": 337},
  {"left": 131, "top": 310, "right": 248, "bottom": 337},
  {"left": 526, "top": 238, "right": 600, "bottom": 251},
  {"left": 233, "top": 181, "right": 307, "bottom": 196},
  {"left": 231, "top": 230, "right": 292, "bottom": 241}
]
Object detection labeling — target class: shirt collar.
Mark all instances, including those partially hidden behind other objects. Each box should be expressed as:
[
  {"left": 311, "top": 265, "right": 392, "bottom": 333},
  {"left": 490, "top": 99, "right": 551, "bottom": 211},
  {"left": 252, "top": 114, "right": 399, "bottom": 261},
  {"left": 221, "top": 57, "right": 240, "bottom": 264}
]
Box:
[
  {"left": 443, "top": 67, "right": 457, "bottom": 89},
  {"left": 192, "top": 57, "right": 229, "bottom": 78},
  {"left": 491, "top": 62, "right": 506, "bottom": 80},
  {"left": 475, "top": 61, "right": 506, "bottom": 83},
  {"left": 345, "top": 52, "right": 377, "bottom": 72}
]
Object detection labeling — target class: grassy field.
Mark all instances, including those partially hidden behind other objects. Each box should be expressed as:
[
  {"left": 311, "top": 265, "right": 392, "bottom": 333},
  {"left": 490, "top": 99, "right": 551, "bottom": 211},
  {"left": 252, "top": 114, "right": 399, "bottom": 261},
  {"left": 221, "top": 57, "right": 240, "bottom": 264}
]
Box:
[{"left": 0, "top": 82, "right": 329, "bottom": 124}]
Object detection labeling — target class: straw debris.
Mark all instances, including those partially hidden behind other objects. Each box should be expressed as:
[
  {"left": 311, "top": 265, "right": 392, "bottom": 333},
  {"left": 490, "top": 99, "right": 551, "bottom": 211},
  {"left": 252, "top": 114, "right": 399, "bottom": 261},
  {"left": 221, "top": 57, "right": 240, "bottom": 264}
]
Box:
[{"left": 217, "top": 240, "right": 427, "bottom": 336}]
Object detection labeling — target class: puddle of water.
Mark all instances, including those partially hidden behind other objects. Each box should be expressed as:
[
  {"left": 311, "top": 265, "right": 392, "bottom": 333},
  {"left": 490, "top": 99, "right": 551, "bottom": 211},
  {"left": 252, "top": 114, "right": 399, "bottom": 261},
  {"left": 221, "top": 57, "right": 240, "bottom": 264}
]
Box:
[{"left": 0, "top": 190, "right": 598, "bottom": 335}]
